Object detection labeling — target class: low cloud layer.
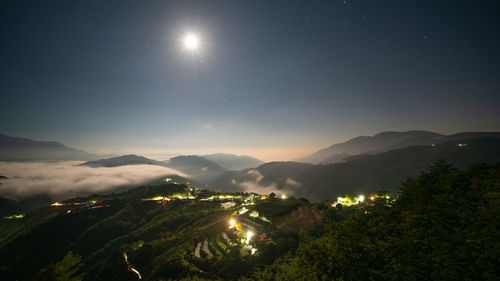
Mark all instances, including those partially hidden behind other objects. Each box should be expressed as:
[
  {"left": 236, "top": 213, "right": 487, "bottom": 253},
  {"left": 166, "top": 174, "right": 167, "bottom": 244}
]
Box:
[
  {"left": 236, "top": 169, "right": 298, "bottom": 197},
  {"left": 238, "top": 179, "right": 280, "bottom": 197},
  {"left": 0, "top": 161, "right": 187, "bottom": 200}
]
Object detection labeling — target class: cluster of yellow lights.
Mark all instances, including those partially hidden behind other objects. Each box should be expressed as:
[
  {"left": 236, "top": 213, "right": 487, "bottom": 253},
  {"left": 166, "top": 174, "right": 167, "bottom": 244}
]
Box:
[
  {"left": 249, "top": 210, "right": 259, "bottom": 218},
  {"left": 331, "top": 194, "right": 392, "bottom": 207},
  {"left": 332, "top": 195, "right": 365, "bottom": 207},
  {"left": 4, "top": 214, "right": 24, "bottom": 220},
  {"left": 142, "top": 193, "right": 196, "bottom": 202},
  {"left": 228, "top": 218, "right": 255, "bottom": 245},
  {"left": 206, "top": 194, "right": 242, "bottom": 200},
  {"left": 238, "top": 207, "right": 249, "bottom": 214}
]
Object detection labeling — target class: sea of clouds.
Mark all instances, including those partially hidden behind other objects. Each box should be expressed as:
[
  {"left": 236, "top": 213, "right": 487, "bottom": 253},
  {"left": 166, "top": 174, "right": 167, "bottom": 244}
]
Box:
[
  {"left": 233, "top": 169, "right": 301, "bottom": 197},
  {"left": 0, "top": 161, "right": 187, "bottom": 200}
]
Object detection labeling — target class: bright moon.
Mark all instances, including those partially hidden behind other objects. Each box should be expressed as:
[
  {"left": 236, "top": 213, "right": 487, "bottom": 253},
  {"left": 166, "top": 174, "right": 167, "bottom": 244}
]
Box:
[{"left": 183, "top": 33, "right": 200, "bottom": 51}]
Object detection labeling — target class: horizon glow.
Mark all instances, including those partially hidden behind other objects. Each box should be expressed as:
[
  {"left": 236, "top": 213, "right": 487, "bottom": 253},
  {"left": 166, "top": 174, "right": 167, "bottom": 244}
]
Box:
[{"left": 1, "top": 1, "right": 499, "bottom": 163}]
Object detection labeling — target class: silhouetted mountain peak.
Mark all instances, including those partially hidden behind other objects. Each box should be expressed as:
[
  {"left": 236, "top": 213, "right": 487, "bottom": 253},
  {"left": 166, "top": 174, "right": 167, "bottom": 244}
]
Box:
[
  {"left": 0, "top": 133, "right": 99, "bottom": 161},
  {"left": 202, "top": 153, "right": 264, "bottom": 170},
  {"left": 294, "top": 130, "right": 496, "bottom": 164},
  {"left": 164, "top": 155, "right": 226, "bottom": 184},
  {"left": 80, "top": 154, "right": 163, "bottom": 168},
  {"left": 0, "top": 133, "right": 67, "bottom": 148}
]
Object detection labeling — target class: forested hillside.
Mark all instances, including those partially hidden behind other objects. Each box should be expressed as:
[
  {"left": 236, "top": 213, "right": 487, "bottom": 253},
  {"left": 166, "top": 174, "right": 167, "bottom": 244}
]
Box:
[
  {"left": 241, "top": 161, "right": 500, "bottom": 280},
  {"left": 1, "top": 162, "right": 498, "bottom": 280}
]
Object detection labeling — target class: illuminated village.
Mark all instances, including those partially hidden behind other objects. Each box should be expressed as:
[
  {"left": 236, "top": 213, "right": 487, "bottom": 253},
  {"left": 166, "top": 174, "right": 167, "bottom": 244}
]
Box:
[
  {"left": 139, "top": 185, "right": 276, "bottom": 258},
  {"left": 1, "top": 177, "right": 397, "bottom": 280},
  {"left": 40, "top": 178, "right": 393, "bottom": 264}
]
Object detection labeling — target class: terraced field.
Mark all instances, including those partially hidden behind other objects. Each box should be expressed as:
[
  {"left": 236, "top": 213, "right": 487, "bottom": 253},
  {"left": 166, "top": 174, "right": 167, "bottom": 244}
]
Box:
[{"left": 0, "top": 183, "right": 309, "bottom": 281}]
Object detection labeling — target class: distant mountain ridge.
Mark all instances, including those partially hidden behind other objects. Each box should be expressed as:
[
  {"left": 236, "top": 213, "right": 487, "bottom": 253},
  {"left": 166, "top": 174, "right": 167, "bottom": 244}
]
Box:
[
  {"left": 213, "top": 137, "right": 500, "bottom": 201},
  {"left": 80, "top": 154, "right": 227, "bottom": 186},
  {"left": 0, "top": 133, "right": 99, "bottom": 161},
  {"left": 80, "top": 153, "right": 263, "bottom": 186},
  {"left": 80, "top": 154, "right": 165, "bottom": 168},
  {"left": 202, "top": 153, "right": 264, "bottom": 170},
  {"left": 296, "top": 131, "right": 500, "bottom": 164},
  {"left": 164, "top": 155, "right": 226, "bottom": 184}
]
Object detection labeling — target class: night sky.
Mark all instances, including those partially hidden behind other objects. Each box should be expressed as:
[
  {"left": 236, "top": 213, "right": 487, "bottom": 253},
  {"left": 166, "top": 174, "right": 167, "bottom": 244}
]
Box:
[{"left": 1, "top": 0, "right": 499, "bottom": 161}]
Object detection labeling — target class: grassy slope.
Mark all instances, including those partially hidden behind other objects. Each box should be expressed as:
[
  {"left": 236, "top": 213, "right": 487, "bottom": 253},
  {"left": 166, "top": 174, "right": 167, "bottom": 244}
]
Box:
[{"left": 0, "top": 184, "right": 308, "bottom": 281}]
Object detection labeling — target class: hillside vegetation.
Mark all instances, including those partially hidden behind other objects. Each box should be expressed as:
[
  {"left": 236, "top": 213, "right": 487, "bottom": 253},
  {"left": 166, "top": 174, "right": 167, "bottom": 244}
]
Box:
[
  {"left": 241, "top": 161, "right": 500, "bottom": 280},
  {"left": 0, "top": 161, "right": 498, "bottom": 280},
  {"left": 0, "top": 184, "right": 309, "bottom": 281}
]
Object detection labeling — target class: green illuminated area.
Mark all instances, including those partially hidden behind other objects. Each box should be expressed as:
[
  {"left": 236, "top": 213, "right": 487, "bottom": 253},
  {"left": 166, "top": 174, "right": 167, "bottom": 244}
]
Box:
[
  {"left": 1, "top": 162, "right": 498, "bottom": 280},
  {"left": 331, "top": 193, "right": 392, "bottom": 207},
  {"left": 3, "top": 214, "right": 25, "bottom": 220},
  {"left": 141, "top": 192, "right": 196, "bottom": 201},
  {"left": 202, "top": 194, "right": 243, "bottom": 201},
  {"left": 0, "top": 181, "right": 310, "bottom": 280}
]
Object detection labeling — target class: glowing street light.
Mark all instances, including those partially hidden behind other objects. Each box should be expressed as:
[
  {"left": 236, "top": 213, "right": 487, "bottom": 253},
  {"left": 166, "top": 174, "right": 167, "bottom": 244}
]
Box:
[
  {"left": 229, "top": 218, "right": 236, "bottom": 229},
  {"left": 246, "top": 231, "right": 254, "bottom": 244}
]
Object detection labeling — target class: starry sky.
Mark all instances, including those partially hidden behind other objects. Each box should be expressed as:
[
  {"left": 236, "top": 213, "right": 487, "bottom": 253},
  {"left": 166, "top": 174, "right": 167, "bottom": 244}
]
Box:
[{"left": 1, "top": 0, "right": 499, "bottom": 161}]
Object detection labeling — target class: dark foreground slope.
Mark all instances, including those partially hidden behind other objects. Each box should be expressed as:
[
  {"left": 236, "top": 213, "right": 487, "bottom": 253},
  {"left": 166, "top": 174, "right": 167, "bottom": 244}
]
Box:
[
  {"left": 0, "top": 194, "right": 53, "bottom": 217},
  {"left": 0, "top": 184, "right": 309, "bottom": 281},
  {"left": 1, "top": 162, "right": 498, "bottom": 281},
  {"left": 242, "top": 162, "right": 500, "bottom": 280}
]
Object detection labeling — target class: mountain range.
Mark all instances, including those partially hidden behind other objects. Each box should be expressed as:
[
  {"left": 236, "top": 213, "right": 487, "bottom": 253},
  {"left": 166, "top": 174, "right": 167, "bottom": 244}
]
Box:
[
  {"left": 0, "top": 133, "right": 99, "bottom": 161},
  {"left": 202, "top": 153, "right": 264, "bottom": 170},
  {"left": 164, "top": 155, "right": 226, "bottom": 184},
  {"left": 1, "top": 162, "right": 498, "bottom": 280},
  {"left": 80, "top": 154, "right": 165, "bottom": 168},
  {"left": 212, "top": 136, "right": 500, "bottom": 201},
  {"left": 3, "top": 131, "right": 500, "bottom": 203},
  {"left": 295, "top": 130, "right": 500, "bottom": 164},
  {"left": 79, "top": 154, "right": 264, "bottom": 186}
]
